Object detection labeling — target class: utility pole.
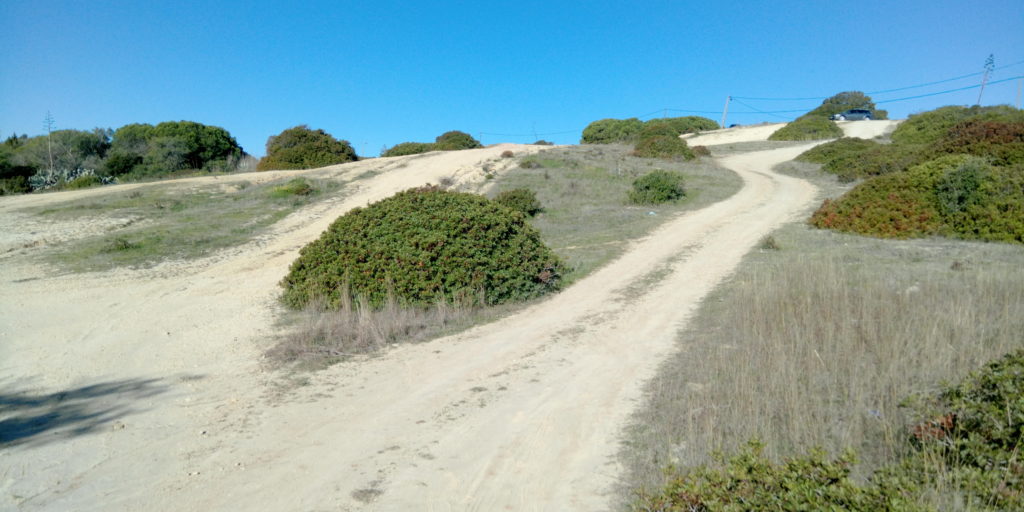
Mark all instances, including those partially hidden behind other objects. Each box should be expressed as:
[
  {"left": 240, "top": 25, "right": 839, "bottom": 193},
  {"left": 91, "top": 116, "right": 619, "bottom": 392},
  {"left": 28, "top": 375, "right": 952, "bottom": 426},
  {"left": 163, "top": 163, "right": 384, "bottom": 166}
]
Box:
[
  {"left": 976, "top": 54, "right": 995, "bottom": 106},
  {"left": 1017, "top": 79, "right": 1022, "bottom": 109},
  {"left": 43, "top": 111, "right": 55, "bottom": 172},
  {"left": 720, "top": 96, "right": 731, "bottom": 129}
]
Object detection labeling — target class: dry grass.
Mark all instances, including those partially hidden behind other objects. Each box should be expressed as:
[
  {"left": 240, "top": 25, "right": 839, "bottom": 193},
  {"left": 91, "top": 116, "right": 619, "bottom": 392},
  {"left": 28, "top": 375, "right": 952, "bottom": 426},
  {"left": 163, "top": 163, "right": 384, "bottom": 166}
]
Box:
[
  {"left": 618, "top": 223, "right": 1024, "bottom": 505},
  {"left": 268, "top": 293, "right": 477, "bottom": 368}
]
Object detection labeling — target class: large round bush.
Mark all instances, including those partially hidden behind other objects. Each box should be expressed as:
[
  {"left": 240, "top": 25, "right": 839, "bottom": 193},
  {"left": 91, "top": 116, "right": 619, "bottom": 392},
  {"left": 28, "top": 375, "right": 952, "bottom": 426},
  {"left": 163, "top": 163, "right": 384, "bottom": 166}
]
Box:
[
  {"left": 258, "top": 125, "right": 357, "bottom": 171},
  {"left": 581, "top": 118, "right": 644, "bottom": 144},
  {"left": 281, "top": 186, "right": 563, "bottom": 309},
  {"left": 433, "top": 131, "right": 482, "bottom": 150}
]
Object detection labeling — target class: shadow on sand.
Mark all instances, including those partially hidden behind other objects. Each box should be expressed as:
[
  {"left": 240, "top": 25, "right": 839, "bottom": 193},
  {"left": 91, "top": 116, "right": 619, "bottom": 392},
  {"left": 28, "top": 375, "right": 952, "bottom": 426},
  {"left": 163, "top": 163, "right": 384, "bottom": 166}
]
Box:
[{"left": 0, "top": 378, "right": 171, "bottom": 449}]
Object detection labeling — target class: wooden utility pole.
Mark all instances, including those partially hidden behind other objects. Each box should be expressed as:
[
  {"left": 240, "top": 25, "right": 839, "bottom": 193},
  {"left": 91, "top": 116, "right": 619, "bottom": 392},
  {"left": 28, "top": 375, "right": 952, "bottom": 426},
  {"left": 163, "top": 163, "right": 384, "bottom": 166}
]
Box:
[
  {"left": 720, "top": 96, "right": 731, "bottom": 128},
  {"left": 976, "top": 54, "right": 995, "bottom": 105},
  {"left": 1017, "top": 79, "right": 1022, "bottom": 109}
]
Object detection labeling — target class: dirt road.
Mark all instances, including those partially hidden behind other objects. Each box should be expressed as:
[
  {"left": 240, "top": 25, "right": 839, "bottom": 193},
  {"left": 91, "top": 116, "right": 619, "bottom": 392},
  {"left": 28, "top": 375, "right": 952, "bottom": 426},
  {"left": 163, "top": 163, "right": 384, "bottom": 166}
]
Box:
[{"left": 3, "top": 141, "right": 821, "bottom": 511}]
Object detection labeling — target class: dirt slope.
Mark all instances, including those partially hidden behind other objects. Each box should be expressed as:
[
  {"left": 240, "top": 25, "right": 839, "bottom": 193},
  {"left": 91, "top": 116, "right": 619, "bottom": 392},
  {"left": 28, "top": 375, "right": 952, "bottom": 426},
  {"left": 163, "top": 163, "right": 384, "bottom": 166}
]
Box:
[
  {"left": 682, "top": 119, "right": 899, "bottom": 146},
  {"left": 2, "top": 142, "right": 821, "bottom": 511}
]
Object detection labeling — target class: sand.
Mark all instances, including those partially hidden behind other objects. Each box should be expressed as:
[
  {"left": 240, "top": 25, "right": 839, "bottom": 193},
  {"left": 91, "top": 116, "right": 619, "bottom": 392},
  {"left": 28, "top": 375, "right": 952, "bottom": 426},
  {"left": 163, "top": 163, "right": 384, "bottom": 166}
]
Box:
[{"left": 3, "top": 140, "right": 827, "bottom": 510}]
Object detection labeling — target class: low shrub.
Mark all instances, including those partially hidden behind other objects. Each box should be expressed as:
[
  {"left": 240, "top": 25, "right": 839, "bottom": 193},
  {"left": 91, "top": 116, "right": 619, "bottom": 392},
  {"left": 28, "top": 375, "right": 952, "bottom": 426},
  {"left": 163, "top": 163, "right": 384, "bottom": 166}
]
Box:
[
  {"left": 768, "top": 116, "right": 843, "bottom": 141},
  {"left": 269, "top": 177, "right": 315, "bottom": 198},
  {"left": 652, "top": 116, "right": 719, "bottom": 135},
  {"left": 633, "top": 441, "right": 923, "bottom": 511},
  {"left": 805, "top": 91, "right": 887, "bottom": 120},
  {"left": 637, "top": 121, "right": 680, "bottom": 140},
  {"left": 500, "top": 150, "right": 514, "bottom": 158},
  {"left": 810, "top": 155, "right": 1024, "bottom": 243},
  {"left": 796, "top": 137, "right": 880, "bottom": 164},
  {"left": 892, "top": 105, "right": 1024, "bottom": 145},
  {"left": 581, "top": 118, "right": 644, "bottom": 144},
  {"left": 936, "top": 120, "right": 1024, "bottom": 166},
  {"left": 257, "top": 125, "right": 358, "bottom": 171},
  {"left": 532, "top": 140, "right": 554, "bottom": 146},
  {"left": 433, "top": 130, "right": 482, "bottom": 151},
  {"left": 691, "top": 145, "right": 711, "bottom": 157},
  {"left": 280, "top": 186, "right": 563, "bottom": 310},
  {"left": 493, "top": 188, "right": 542, "bottom": 216},
  {"left": 62, "top": 174, "right": 103, "bottom": 190},
  {"left": 0, "top": 176, "right": 31, "bottom": 195},
  {"left": 633, "top": 135, "right": 695, "bottom": 160},
  {"left": 628, "top": 169, "right": 686, "bottom": 204},
  {"left": 809, "top": 155, "right": 960, "bottom": 238},
  {"left": 381, "top": 142, "right": 435, "bottom": 157}
]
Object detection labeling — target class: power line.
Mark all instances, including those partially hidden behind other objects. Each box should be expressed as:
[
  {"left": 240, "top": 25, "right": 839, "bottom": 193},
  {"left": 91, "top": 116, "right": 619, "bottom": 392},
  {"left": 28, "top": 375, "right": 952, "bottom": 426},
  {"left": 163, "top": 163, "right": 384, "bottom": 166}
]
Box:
[
  {"left": 733, "top": 59, "right": 1024, "bottom": 101},
  {"left": 875, "top": 75, "right": 1024, "bottom": 104},
  {"left": 729, "top": 98, "right": 796, "bottom": 121}
]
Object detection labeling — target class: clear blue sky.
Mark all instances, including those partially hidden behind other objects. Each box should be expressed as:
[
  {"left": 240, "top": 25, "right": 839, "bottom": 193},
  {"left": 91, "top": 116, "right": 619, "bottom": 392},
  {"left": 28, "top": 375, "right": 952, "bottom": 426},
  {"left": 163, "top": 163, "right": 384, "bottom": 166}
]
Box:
[{"left": 2, "top": 1, "right": 1022, "bottom": 157}]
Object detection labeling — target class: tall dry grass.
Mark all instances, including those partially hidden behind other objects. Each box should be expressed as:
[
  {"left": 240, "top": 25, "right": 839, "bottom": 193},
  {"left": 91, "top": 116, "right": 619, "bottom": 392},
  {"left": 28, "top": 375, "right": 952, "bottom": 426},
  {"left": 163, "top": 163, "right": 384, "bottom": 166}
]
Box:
[
  {"left": 269, "top": 292, "right": 476, "bottom": 366},
  {"left": 620, "top": 226, "right": 1024, "bottom": 502}
]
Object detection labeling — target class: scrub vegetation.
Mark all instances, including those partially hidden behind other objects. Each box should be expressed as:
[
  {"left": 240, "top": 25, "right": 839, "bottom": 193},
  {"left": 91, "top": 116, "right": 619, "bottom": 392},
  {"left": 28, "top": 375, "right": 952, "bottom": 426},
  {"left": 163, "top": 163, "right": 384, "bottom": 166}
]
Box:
[
  {"left": 804, "top": 105, "right": 1024, "bottom": 242},
  {"left": 380, "top": 130, "right": 482, "bottom": 157},
  {"left": 769, "top": 91, "right": 887, "bottom": 141}
]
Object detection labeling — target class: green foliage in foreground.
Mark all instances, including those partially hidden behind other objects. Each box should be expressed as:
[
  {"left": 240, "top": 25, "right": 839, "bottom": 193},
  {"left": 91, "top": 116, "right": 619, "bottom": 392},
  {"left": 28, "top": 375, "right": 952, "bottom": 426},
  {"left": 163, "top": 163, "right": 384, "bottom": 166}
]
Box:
[
  {"left": 281, "top": 186, "right": 563, "bottom": 309},
  {"left": 635, "top": 349, "right": 1024, "bottom": 511},
  {"left": 628, "top": 170, "right": 686, "bottom": 204},
  {"left": 493, "top": 188, "right": 542, "bottom": 217},
  {"left": 811, "top": 155, "right": 1024, "bottom": 243},
  {"left": 257, "top": 125, "right": 357, "bottom": 171},
  {"left": 634, "top": 441, "right": 927, "bottom": 511}
]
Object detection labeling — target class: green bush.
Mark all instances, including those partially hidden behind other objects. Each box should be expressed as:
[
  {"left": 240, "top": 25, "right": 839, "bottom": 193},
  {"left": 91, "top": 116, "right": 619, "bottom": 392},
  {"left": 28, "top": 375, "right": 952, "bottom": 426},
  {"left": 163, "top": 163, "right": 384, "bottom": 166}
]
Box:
[
  {"left": 581, "top": 118, "right": 644, "bottom": 144},
  {"left": 768, "top": 116, "right": 843, "bottom": 141},
  {"left": 796, "top": 137, "right": 880, "bottom": 164},
  {"left": 810, "top": 154, "right": 1024, "bottom": 243},
  {"left": 257, "top": 125, "right": 357, "bottom": 171},
  {"left": 804, "top": 91, "right": 887, "bottom": 120},
  {"left": 634, "top": 440, "right": 925, "bottom": 512},
  {"left": 770, "top": 91, "right": 885, "bottom": 141},
  {"left": 637, "top": 121, "right": 680, "bottom": 140},
  {"left": 628, "top": 169, "right": 686, "bottom": 204},
  {"left": 936, "top": 120, "right": 1024, "bottom": 166},
  {"left": 433, "top": 130, "right": 482, "bottom": 151},
  {"left": 691, "top": 145, "right": 711, "bottom": 157},
  {"left": 382, "top": 142, "right": 435, "bottom": 157},
  {"left": 62, "top": 175, "right": 102, "bottom": 190},
  {"left": 652, "top": 116, "right": 719, "bottom": 135},
  {"left": 269, "top": 177, "right": 315, "bottom": 198},
  {"left": 280, "top": 186, "right": 563, "bottom": 309},
  {"left": 0, "top": 176, "right": 30, "bottom": 195},
  {"left": 493, "top": 188, "right": 542, "bottom": 216},
  {"left": 892, "top": 105, "right": 1024, "bottom": 145},
  {"left": 633, "top": 135, "right": 695, "bottom": 160}
]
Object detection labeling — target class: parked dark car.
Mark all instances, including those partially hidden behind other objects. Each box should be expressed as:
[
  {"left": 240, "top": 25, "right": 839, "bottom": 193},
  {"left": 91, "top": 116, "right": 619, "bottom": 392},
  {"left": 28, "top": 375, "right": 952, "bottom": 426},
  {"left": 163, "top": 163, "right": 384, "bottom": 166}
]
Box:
[{"left": 829, "top": 109, "right": 873, "bottom": 121}]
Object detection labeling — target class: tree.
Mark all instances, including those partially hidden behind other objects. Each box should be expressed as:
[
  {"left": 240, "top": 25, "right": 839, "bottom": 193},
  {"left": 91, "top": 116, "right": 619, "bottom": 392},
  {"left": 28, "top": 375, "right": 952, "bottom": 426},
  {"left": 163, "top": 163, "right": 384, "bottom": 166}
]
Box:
[{"left": 257, "top": 125, "right": 358, "bottom": 170}]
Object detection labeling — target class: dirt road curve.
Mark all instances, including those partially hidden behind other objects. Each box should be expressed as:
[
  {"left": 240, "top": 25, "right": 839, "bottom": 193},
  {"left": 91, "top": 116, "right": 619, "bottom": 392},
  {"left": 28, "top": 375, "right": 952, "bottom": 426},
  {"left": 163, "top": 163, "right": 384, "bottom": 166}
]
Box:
[{"left": 3, "top": 141, "right": 820, "bottom": 511}]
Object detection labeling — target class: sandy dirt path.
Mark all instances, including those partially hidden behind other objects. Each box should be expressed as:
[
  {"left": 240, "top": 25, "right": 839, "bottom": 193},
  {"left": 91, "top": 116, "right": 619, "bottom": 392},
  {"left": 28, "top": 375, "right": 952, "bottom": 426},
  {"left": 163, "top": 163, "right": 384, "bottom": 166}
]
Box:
[{"left": 3, "top": 142, "right": 821, "bottom": 511}]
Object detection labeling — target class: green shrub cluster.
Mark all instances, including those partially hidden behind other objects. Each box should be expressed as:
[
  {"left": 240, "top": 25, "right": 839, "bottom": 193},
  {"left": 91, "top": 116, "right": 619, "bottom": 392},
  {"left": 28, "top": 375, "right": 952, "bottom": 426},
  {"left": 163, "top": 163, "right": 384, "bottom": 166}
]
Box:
[
  {"left": 634, "top": 349, "right": 1024, "bottom": 511},
  {"left": 380, "top": 131, "right": 482, "bottom": 157},
  {"left": 269, "top": 177, "right": 315, "bottom": 198},
  {"left": 257, "top": 125, "right": 357, "bottom": 171},
  {"left": 580, "top": 118, "right": 644, "bottom": 144},
  {"left": 628, "top": 169, "right": 686, "bottom": 204},
  {"left": 581, "top": 116, "right": 717, "bottom": 144},
  {"left": 891, "top": 105, "right": 1024, "bottom": 145},
  {"left": 769, "top": 91, "right": 885, "bottom": 141},
  {"left": 493, "top": 188, "right": 542, "bottom": 216},
  {"left": 381, "top": 142, "right": 435, "bottom": 157},
  {"left": 632, "top": 135, "right": 695, "bottom": 160},
  {"left": 280, "top": 186, "right": 562, "bottom": 309},
  {"left": 62, "top": 174, "right": 103, "bottom": 190},
  {"left": 811, "top": 155, "right": 1024, "bottom": 242},
  {"left": 935, "top": 119, "right": 1024, "bottom": 166},
  {"left": 768, "top": 115, "right": 843, "bottom": 141}
]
